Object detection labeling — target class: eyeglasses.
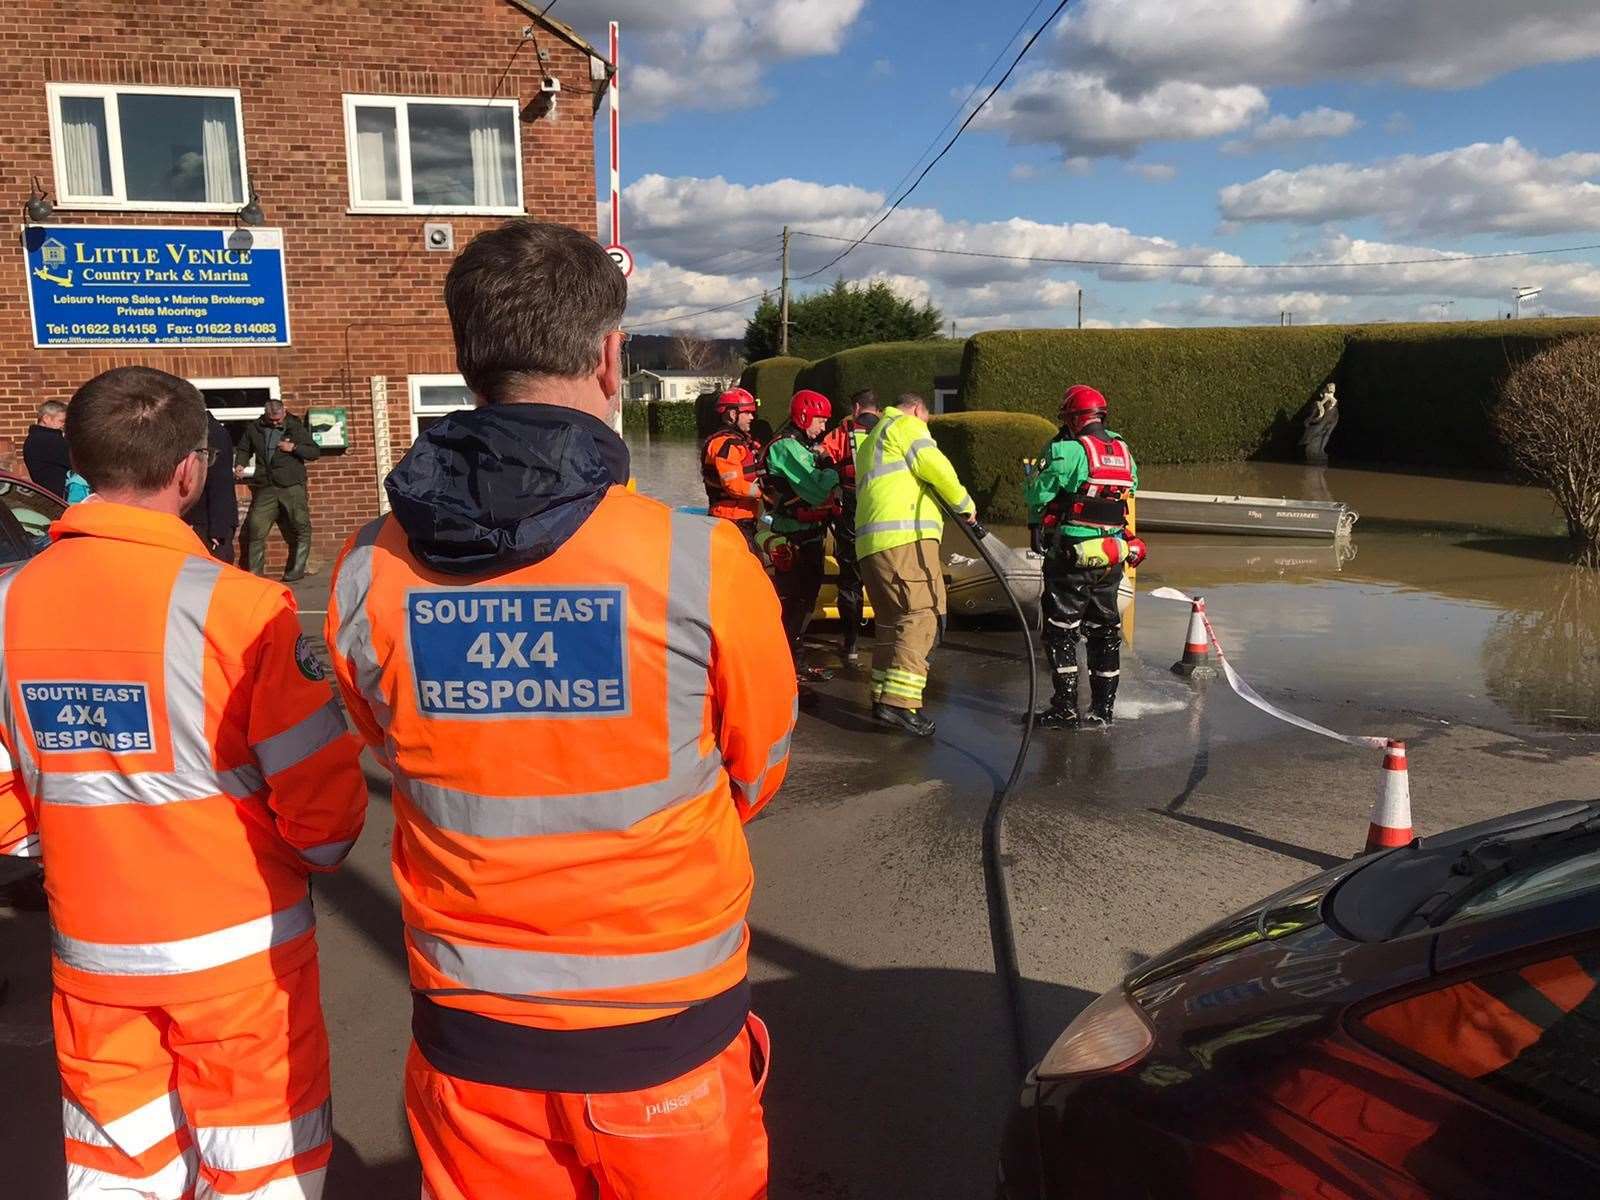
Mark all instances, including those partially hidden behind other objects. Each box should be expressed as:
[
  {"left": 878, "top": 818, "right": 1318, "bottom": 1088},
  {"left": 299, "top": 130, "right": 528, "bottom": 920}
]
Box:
[{"left": 192, "top": 446, "right": 220, "bottom": 466}]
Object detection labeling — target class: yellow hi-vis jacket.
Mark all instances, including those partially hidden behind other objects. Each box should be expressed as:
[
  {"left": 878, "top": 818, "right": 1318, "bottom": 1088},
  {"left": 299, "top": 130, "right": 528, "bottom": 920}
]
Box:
[{"left": 853, "top": 408, "right": 976, "bottom": 559}]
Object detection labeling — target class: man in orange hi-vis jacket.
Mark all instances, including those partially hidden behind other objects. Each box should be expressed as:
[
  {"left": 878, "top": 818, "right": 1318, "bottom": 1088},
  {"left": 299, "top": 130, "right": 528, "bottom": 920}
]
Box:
[
  {"left": 0, "top": 366, "right": 367, "bottom": 1200},
  {"left": 327, "top": 221, "right": 796, "bottom": 1200}
]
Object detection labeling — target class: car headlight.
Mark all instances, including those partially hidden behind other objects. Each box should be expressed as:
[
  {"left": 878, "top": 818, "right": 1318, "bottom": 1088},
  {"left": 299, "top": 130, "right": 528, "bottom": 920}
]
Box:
[{"left": 1036, "top": 987, "right": 1155, "bottom": 1080}]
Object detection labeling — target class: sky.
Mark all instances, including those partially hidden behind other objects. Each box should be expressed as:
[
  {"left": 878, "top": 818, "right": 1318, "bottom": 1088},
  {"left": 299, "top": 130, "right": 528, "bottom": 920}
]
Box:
[{"left": 551, "top": 0, "right": 1600, "bottom": 339}]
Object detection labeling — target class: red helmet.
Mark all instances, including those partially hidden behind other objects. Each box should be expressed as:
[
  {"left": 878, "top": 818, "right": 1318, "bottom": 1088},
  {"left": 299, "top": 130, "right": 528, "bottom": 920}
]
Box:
[
  {"left": 1060, "top": 384, "right": 1108, "bottom": 427},
  {"left": 716, "top": 387, "right": 758, "bottom": 415},
  {"left": 790, "top": 389, "right": 831, "bottom": 427}
]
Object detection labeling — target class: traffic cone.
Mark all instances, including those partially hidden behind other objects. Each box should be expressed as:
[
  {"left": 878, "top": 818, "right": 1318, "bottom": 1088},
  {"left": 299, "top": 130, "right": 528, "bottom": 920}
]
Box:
[
  {"left": 1170, "top": 596, "right": 1216, "bottom": 678},
  {"left": 1363, "top": 740, "right": 1413, "bottom": 854}
]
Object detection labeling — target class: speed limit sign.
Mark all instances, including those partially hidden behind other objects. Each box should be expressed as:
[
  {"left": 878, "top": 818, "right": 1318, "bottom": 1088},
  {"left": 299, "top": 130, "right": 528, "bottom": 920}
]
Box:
[{"left": 605, "top": 244, "right": 634, "bottom": 277}]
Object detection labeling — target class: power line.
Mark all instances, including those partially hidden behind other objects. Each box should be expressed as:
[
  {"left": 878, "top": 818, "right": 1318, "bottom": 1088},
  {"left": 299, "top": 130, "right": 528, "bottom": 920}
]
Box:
[
  {"left": 788, "top": 230, "right": 1600, "bottom": 271},
  {"left": 795, "top": 0, "right": 1075, "bottom": 283},
  {"left": 623, "top": 291, "right": 771, "bottom": 331},
  {"left": 845, "top": 0, "right": 1052, "bottom": 246}
]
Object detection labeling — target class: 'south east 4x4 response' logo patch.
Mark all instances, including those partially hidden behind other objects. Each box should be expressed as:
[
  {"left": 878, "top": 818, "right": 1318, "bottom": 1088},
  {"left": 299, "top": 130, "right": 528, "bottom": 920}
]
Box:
[{"left": 296, "top": 635, "right": 328, "bottom": 681}]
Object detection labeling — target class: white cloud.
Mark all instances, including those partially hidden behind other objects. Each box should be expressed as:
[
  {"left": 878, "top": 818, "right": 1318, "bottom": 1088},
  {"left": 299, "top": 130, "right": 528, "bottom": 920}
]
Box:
[
  {"left": 1221, "top": 107, "right": 1360, "bottom": 155},
  {"left": 973, "top": 69, "right": 1266, "bottom": 158},
  {"left": 1009, "top": 163, "right": 1041, "bottom": 183},
  {"left": 1126, "top": 162, "right": 1178, "bottom": 183},
  {"left": 1055, "top": 0, "right": 1600, "bottom": 91},
  {"left": 1219, "top": 138, "right": 1600, "bottom": 237},
  {"left": 557, "top": 0, "right": 866, "bottom": 119},
  {"left": 624, "top": 262, "right": 770, "bottom": 338}
]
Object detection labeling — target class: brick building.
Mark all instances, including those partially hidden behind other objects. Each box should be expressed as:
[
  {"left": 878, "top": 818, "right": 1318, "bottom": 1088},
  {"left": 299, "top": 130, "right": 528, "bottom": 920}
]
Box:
[{"left": 2, "top": 1, "right": 608, "bottom": 558}]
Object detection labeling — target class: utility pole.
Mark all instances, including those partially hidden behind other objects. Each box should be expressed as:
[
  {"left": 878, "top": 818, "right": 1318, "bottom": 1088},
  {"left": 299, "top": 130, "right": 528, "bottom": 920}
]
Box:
[
  {"left": 779, "top": 226, "right": 791, "bottom": 356},
  {"left": 1077, "top": 289, "right": 1083, "bottom": 330}
]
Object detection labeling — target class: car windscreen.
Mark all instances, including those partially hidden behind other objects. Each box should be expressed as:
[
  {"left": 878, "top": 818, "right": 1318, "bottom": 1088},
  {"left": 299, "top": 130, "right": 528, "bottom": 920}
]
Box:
[
  {"left": 1444, "top": 846, "right": 1600, "bottom": 927},
  {"left": 0, "top": 480, "right": 64, "bottom": 555}
]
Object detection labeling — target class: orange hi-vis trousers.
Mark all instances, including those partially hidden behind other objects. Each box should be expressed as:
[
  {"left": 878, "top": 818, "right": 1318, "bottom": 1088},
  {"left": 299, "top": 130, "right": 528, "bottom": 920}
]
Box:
[
  {"left": 407, "top": 1015, "right": 770, "bottom": 1200},
  {"left": 54, "top": 960, "right": 332, "bottom": 1199}
]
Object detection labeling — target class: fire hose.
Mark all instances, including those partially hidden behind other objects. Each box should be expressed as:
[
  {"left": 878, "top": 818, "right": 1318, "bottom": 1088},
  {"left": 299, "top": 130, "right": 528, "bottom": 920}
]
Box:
[{"left": 936, "top": 497, "right": 1038, "bottom": 1079}]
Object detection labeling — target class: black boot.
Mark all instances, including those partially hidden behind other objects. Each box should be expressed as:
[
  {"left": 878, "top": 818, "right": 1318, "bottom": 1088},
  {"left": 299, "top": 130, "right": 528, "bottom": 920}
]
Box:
[
  {"left": 1035, "top": 668, "right": 1081, "bottom": 729},
  {"left": 1088, "top": 671, "right": 1119, "bottom": 727},
  {"left": 281, "top": 539, "right": 312, "bottom": 583},
  {"left": 874, "top": 703, "right": 936, "bottom": 737}
]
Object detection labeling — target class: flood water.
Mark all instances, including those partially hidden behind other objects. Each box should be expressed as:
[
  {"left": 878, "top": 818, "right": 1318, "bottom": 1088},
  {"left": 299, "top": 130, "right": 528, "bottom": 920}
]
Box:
[{"left": 627, "top": 436, "right": 1600, "bottom": 734}]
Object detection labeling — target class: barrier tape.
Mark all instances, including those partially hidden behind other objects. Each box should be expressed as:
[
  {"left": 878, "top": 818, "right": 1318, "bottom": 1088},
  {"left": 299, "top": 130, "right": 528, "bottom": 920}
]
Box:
[{"left": 1150, "top": 586, "right": 1389, "bottom": 751}]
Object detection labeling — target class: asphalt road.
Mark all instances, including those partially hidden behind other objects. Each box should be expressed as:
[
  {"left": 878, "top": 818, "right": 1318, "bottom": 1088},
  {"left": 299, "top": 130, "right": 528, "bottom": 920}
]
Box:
[{"left": 3, "top": 573, "right": 1598, "bottom": 1198}]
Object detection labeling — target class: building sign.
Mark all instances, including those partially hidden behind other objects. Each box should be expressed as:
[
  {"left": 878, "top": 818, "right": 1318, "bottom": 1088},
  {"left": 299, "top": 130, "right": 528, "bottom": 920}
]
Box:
[{"left": 23, "top": 225, "right": 291, "bottom": 348}]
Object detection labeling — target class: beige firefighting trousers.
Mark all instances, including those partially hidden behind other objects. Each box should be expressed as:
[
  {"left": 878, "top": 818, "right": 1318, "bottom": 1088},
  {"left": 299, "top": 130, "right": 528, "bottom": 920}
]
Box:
[{"left": 860, "top": 538, "right": 946, "bottom": 710}]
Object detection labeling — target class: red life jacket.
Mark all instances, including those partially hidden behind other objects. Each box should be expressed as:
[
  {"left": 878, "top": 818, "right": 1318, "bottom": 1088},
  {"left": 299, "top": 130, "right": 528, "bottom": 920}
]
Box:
[
  {"left": 701, "top": 428, "right": 761, "bottom": 520},
  {"left": 1062, "top": 434, "right": 1134, "bottom": 531}
]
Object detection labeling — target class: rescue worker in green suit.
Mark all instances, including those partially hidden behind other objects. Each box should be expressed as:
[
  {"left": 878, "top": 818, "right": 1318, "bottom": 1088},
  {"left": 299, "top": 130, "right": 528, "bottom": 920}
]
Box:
[
  {"left": 854, "top": 393, "right": 976, "bottom": 737},
  {"left": 1025, "top": 385, "right": 1147, "bottom": 730},
  {"left": 234, "top": 397, "right": 321, "bottom": 581},
  {"left": 760, "top": 389, "right": 841, "bottom": 687}
]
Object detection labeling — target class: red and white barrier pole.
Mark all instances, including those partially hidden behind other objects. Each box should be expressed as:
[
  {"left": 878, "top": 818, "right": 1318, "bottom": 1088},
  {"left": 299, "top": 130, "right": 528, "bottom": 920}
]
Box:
[{"left": 609, "top": 21, "right": 621, "bottom": 248}]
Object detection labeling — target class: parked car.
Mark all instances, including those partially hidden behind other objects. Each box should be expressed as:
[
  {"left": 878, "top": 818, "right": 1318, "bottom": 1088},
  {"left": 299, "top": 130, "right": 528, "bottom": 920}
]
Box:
[
  {"left": 999, "top": 799, "right": 1600, "bottom": 1199},
  {"left": 0, "top": 473, "right": 64, "bottom": 565}
]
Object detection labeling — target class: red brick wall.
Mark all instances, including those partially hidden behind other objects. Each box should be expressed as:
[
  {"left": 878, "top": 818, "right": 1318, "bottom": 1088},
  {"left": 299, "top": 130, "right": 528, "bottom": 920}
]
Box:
[{"left": 0, "top": 1, "right": 601, "bottom": 559}]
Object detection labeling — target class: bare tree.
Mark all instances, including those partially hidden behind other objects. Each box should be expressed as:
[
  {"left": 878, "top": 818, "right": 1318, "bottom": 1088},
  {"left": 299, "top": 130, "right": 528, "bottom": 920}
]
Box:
[
  {"left": 672, "top": 334, "right": 717, "bottom": 374},
  {"left": 1496, "top": 334, "right": 1600, "bottom": 565}
]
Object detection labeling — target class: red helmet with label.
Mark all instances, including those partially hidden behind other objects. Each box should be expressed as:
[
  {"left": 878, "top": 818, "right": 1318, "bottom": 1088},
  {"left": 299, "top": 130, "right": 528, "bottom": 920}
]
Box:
[
  {"left": 790, "top": 389, "right": 832, "bottom": 427},
  {"left": 716, "top": 387, "right": 758, "bottom": 415},
  {"left": 1060, "top": 384, "right": 1108, "bottom": 427}
]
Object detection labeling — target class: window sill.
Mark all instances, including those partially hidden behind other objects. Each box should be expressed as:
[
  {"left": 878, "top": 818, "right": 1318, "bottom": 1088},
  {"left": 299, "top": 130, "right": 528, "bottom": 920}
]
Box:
[
  {"left": 345, "top": 207, "right": 528, "bottom": 218},
  {"left": 51, "top": 202, "right": 248, "bottom": 215}
]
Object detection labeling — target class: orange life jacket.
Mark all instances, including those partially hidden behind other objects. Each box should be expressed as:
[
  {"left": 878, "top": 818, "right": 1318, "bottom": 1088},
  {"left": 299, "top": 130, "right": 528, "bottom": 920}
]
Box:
[
  {"left": 0, "top": 503, "right": 367, "bottom": 1006},
  {"left": 325, "top": 488, "right": 796, "bottom": 1036},
  {"left": 701, "top": 428, "right": 762, "bottom": 521}
]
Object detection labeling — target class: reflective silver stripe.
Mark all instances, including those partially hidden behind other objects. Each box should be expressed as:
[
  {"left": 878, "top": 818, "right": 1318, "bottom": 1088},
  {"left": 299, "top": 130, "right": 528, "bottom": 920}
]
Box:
[
  {"left": 4, "top": 833, "right": 40, "bottom": 858},
  {"left": 63, "top": 1090, "right": 185, "bottom": 1156},
  {"left": 53, "top": 895, "right": 314, "bottom": 976},
  {"left": 858, "top": 458, "right": 909, "bottom": 489},
  {"left": 297, "top": 838, "right": 357, "bottom": 868},
  {"left": 42, "top": 768, "right": 257, "bottom": 809},
  {"left": 0, "top": 567, "right": 40, "bottom": 797},
  {"left": 196, "top": 1169, "right": 328, "bottom": 1200},
  {"left": 390, "top": 511, "right": 720, "bottom": 840},
  {"left": 332, "top": 518, "right": 392, "bottom": 731},
  {"left": 729, "top": 699, "right": 798, "bottom": 804},
  {"left": 253, "top": 700, "right": 346, "bottom": 777},
  {"left": 66, "top": 1145, "right": 197, "bottom": 1199},
  {"left": 166, "top": 558, "right": 223, "bottom": 780},
  {"left": 396, "top": 753, "right": 723, "bottom": 839},
  {"left": 411, "top": 913, "right": 746, "bottom": 996},
  {"left": 195, "top": 1101, "right": 331, "bottom": 1172},
  {"left": 902, "top": 436, "right": 937, "bottom": 470},
  {"left": 219, "top": 762, "right": 267, "bottom": 797},
  {"left": 857, "top": 520, "right": 939, "bottom": 536},
  {"left": 1091, "top": 669, "right": 1121, "bottom": 678}
]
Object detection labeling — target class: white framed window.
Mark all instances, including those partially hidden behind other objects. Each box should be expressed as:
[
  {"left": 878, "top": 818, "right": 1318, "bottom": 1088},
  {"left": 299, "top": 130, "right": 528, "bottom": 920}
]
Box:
[
  {"left": 47, "top": 83, "right": 248, "bottom": 211},
  {"left": 191, "top": 376, "right": 279, "bottom": 459},
  {"left": 344, "top": 95, "right": 523, "bottom": 215},
  {"left": 409, "top": 374, "right": 476, "bottom": 440}
]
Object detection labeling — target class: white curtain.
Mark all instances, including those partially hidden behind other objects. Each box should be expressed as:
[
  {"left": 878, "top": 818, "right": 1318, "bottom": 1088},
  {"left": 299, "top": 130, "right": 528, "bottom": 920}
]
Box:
[
  {"left": 469, "top": 112, "right": 510, "bottom": 208},
  {"left": 355, "top": 108, "right": 399, "bottom": 202},
  {"left": 201, "top": 99, "right": 240, "bottom": 204},
  {"left": 60, "top": 97, "right": 109, "bottom": 197}
]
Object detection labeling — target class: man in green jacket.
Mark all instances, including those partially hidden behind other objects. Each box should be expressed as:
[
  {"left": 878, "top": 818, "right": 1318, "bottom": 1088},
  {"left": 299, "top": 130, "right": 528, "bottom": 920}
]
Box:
[
  {"left": 761, "top": 389, "right": 842, "bottom": 684},
  {"left": 234, "top": 397, "right": 322, "bottom": 581},
  {"left": 1025, "top": 385, "right": 1145, "bottom": 730},
  {"left": 854, "top": 393, "right": 976, "bottom": 737}
]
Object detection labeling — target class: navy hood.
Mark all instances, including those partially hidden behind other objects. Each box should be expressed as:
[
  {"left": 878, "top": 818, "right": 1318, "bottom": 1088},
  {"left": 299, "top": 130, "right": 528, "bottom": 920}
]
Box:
[{"left": 385, "top": 403, "right": 630, "bottom": 575}]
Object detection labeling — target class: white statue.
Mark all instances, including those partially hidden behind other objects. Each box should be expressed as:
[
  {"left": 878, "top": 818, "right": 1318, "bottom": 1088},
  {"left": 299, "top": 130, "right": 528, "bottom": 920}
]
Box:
[{"left": 1302, "top": 382, "right": 1339, "bottom": 464}]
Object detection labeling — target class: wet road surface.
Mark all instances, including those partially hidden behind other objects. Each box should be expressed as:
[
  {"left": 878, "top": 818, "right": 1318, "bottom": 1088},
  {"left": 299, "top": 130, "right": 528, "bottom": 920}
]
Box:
[{"left": 3, "top": 445, "right": 1598, "bottom": 1197}]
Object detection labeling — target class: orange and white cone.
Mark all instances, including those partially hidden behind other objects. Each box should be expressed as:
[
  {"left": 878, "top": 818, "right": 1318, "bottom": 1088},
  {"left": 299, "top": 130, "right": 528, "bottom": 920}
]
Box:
[
  {"left": 1170, "top": 596, "right": 1217, "bottom": 678},
  {"left": 1363, "top": 740, "right": 1413, "bottom": 854}
]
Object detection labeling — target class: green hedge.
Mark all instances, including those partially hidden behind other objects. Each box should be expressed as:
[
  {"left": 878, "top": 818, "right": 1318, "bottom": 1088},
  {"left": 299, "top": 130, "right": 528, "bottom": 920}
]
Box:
[
  {"left": 738, "top": 356, "right": 810, "bottom": 426},
  {"left": 1335, "top": 318, "right": 1600, "bottom": 469},
  {"left": 928, "top": 411, "right": 1058, "bottom": 524},
  {"left": 794, "top": 340, "right": 966, "bottom": 420},
  {"left": 621, "top": 401, "right": 648, "bottom": 437},
  {"left": 645, "top": 400, "right": 699, "bottom": 439},
  {"left": 962, "top": 327, "right": 1345, "bottom": 464}
]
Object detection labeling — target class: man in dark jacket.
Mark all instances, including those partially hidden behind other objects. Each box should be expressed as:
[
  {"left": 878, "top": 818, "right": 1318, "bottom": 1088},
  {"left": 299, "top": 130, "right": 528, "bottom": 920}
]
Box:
[
  {"left": 22, "top": 401, "right": 71, "bottom": 498},
  {"left": 185, "top": 412, "right": 239, "bottom": 562},
  {"left": 234, "top": 397, "right": 321, "bottom": 580}
]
